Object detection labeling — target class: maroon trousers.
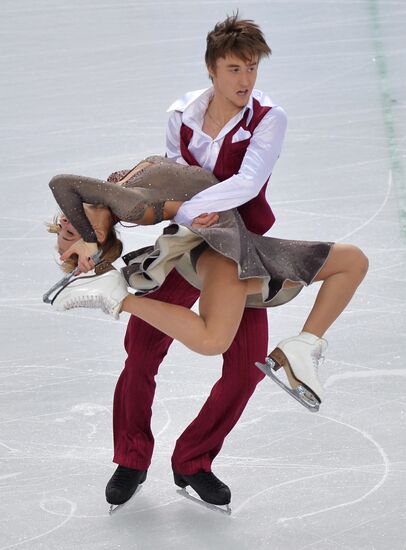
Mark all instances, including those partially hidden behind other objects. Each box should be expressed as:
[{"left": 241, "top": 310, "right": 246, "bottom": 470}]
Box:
[{"left": 112, "top": 268, "right": 267, "bottom": 475}]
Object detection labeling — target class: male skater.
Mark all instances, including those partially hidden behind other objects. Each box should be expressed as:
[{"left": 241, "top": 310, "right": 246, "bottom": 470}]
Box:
[{"left": 106, "top": 13, "right": 287, "bottom": 508}]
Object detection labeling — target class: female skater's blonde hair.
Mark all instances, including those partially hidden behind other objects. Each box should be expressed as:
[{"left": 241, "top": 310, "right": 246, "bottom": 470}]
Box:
[{"left": 47, "top": 214, "right": 123, "bottom": 273}]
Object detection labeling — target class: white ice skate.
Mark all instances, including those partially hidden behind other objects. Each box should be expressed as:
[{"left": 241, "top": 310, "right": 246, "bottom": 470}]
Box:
[
  {"left": 51, "top": 269, "right": 129, "bottom": 319},
  {"left": 256, "top": 332, "right": 327, "bottom": 412}
]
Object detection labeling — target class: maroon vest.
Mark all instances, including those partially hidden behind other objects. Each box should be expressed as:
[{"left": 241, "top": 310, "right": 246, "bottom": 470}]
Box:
[{"left": 180, "top": 98, "right": 275, "bottom": 235}]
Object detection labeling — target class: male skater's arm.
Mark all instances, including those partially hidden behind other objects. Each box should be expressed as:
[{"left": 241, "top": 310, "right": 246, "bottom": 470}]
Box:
[
  {"left": 166, "top": 111, "right": 219, "bottom": 227},
  {"left": 166, "top": 106, "right": 287, "bottom": 225}
]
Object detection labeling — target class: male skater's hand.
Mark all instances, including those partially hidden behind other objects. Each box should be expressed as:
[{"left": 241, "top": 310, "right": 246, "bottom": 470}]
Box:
[{"left": 191, "top": 213, "right": 219, "bottom": 228}]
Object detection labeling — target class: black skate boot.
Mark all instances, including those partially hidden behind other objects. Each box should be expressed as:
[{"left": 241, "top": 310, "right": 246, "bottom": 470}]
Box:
[
  {"left": 105, "top": 466, "right": 147, "bottom": 511},
  {"left": 173, "top": 470, "right": 231, "bottom": 506}
]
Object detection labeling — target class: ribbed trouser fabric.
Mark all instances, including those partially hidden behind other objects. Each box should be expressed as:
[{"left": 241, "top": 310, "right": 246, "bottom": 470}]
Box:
[{"left": 112, "top": 268, "right": 267, "bottom": 475}]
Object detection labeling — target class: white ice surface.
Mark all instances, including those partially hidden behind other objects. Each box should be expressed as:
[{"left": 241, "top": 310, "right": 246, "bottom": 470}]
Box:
[{"left": 1, "top": 1, "right": 406, "bottom": 549}]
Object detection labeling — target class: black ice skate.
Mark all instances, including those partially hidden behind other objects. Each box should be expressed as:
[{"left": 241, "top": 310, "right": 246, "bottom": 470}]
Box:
[
  {"left": 106, "top": 466, "right": 147, "bottom": 514},
  {"left": 174, "top": 470, "right": 231, "bottom": 515}
]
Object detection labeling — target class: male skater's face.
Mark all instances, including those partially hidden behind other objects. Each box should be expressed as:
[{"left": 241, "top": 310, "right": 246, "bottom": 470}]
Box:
[{"left": 208, "top": 53, "right": 258, "bottom": 109}]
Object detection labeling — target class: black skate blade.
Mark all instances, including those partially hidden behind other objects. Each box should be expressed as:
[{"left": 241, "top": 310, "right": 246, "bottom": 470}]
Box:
[
  {"left": 176, "top": 488, "right": 231, "bottom": 516},
  {"left": 108, "top": 484, "right": 143, "bottom": 515},
  {"left": 255, "top": 360, "right": 320, "bottom": 413}
]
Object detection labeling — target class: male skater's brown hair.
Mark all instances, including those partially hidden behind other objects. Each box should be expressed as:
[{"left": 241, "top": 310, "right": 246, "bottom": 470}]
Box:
[{"left": 205, "top": 13, "right": 271, "bottom": 74}]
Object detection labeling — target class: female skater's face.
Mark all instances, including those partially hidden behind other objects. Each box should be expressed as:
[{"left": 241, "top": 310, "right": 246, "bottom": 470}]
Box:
[
  {"left": 56, "top": 214, "right": 81, "bottom": 255},
  {"left": 208, "top": 53, "right": 258, "bottom": 109},
  {"left": 56, "top": 205, "right": 112, "bottom": 255}
]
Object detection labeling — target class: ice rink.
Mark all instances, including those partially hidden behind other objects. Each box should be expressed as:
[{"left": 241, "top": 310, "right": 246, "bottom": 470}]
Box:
[{"left": 1, "top": 0, "right": 406, "bottom": 548}]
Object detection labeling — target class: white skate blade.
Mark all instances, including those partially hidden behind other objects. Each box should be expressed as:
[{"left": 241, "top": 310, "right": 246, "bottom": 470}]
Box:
[
  {"left": 108, "top": 484, "right": 143, "bottom": 515},
  {"left": 109, "top": 503, "right": 121, "bottom": 515},
  {"left": 255, "top": 358, "right": 320, "bottom": 413},
  {"left": 43, "top": 269, "right": 80, "bottom": 304},
  {"left": 176, "top": 488, "right": 232, "bottom": 516}
]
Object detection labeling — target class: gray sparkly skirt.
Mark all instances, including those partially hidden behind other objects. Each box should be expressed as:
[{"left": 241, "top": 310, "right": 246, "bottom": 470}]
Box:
[{"left": 121, "top": 208, "right": 333, "bottom": 309}]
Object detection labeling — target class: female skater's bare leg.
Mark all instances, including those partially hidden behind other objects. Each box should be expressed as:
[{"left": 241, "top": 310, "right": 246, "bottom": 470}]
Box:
[
  {"left": 301, "top": 243, "right": 368, "bottom": 336},
  {"left": 120, "top": 248, "right": 261, "bottom": 356},
  {"left": 265, "top": 243, "right": 369, "bottom": 408}
]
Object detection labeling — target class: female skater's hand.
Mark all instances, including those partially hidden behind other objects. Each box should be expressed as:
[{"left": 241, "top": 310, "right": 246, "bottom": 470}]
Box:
[
  {"left": 191, "top": 213, "right": 219, "bottom": 228},
  {"left": 60, "top": 240, "right": 99, "bottom": 274}
]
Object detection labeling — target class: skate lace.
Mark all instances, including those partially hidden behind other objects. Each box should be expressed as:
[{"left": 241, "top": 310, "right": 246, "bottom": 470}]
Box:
[{"left": 65, "top": 295, "right": 112, "bottom": 315}]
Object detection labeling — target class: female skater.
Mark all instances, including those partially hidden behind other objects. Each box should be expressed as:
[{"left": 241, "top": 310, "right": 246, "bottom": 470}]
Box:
[{"left": 46, "top": 155, "right": 368, "bottom": 412}]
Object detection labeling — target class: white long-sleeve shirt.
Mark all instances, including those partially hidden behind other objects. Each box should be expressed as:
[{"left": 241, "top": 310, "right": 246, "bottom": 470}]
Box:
[{"left": 166, "top": 87, "right": 287, "bottom": 225}]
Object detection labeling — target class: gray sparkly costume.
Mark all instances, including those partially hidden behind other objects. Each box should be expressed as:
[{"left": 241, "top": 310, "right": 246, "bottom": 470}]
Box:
[{"left": 49, "top": 155, "right": 333, "bottom": 308}]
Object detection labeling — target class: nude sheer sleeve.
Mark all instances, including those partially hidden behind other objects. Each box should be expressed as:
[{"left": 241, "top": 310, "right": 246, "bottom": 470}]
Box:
[
  {"left": 49, "top": 175, "right": 154, "bottom": 242},
  {"left": 49, "top": 157, "right": 218, "bottom": 242}
]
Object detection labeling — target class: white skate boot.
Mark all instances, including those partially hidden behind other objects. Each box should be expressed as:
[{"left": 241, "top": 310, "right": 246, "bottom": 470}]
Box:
[
  {"left": 51, "top": 269, "right": 129, "bottom": 319},
  {"left": 256, "top": 332, "right": 327, "bottom": 412}
]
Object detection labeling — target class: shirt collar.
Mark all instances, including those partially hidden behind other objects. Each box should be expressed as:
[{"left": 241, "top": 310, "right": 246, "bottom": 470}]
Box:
[{"left": 168, "top": 87, "right": 255, "bottom": 126}]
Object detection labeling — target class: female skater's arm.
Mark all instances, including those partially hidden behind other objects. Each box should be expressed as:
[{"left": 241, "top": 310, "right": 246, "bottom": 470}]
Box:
[
  {"left": 49, "top": 159, "right": 218, "bottom": 267},
  {"left": 49, "top": 174, "right": 176, "bottom": 242},
  {"left": 49, "top": 155, "right": 218, "bottom": 236},
  {"left": 49, "top": 174, "right": 182, "bottom": 271}
]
